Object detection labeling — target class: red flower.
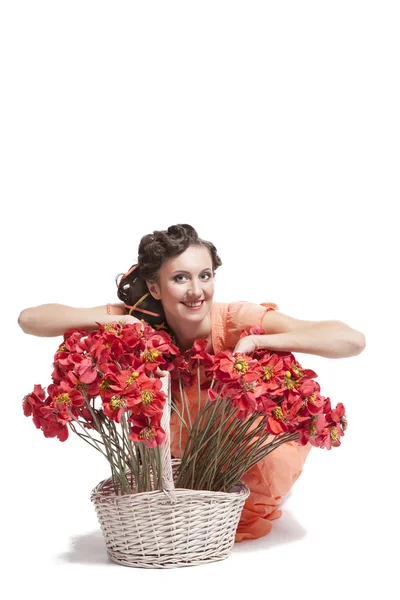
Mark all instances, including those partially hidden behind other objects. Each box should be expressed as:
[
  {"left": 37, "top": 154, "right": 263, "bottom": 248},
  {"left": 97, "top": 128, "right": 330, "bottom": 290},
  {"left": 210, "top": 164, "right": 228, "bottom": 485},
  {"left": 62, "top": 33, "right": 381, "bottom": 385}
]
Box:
[
  {"left": 22, "top": 384, "right": 46, "bottom": 417},
  {"left": 330, "top": 402, "right": 347, "bottom": 428},
  {"left": 188, "top": 339, "right": 215, "bottom": 371},
  {"left": 128, "top": 378, "right": 166, "bottom": 417},
  {"left": 70, "top": 355, "right": 98, "bottom": 384},
  {"left": 47, "top": 381, "right": 85, "bottom": 418},
  {"left": 297, "top": 383, "right": 325, "bottom": 417},
  {"left": 227, "top": 380, "right": 268, "bottom": 419},
  {"left": 213, "top": 351, "right": 259, "bottom": 383},
  {"left": 281, "top": 354, "right": 318, "bottom": 380},
  {"left": 315, "top": 423, "right": 345, "bottom": 450},
  {"left": 264, "top": 398, "right": 301, "bottom": 435},
  {"left": 170, "top": 354, "right": 196, "bottom": 387},
  {"left": 35, "top": 409, "right": 69, "bottom": 441},
  {"left": 207, "top": 388, "right": 219, "bottom": 402},
  {"left": 99, "top": 368, "right": 143, "bottom": 401},
  {"left": 24, "top": 391, "right": 70, "bottom": 442},
  {"left": 129, "top": 414, "right": 166, "bottom": 448},
  {"left": 65, "top": 369, "right": 101, "bottom": 399},
  {"left": 233, "top": 391, "right": 258, "bottom": 420},
  {"left": 297, "top": 413, "right": 327, "bottom": 446},
  {"left": 256, "top": 353, "right": 285, "bottom": 391},
  {"left": 101, "top": 393, "right": 130, "bottom": 423},
  {"left": 118, "top": 321, "right": 147, "bottom": 351},
  {"left": 146, "top": 332, "right": 180, "bottom": 357},
  {"left": 266, "top": 402, "right": 290, "bottom": 435}
]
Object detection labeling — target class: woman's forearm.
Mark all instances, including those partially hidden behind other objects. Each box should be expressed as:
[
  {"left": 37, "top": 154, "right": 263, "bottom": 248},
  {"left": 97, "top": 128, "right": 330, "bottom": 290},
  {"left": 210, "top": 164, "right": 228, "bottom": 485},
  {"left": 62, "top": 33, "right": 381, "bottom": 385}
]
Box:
[
  {"left": 254, "top": 321, "right": 366, "bottom": 359},
  {"left": 18, "top": 304, "right": 124, "bottom": 338}
]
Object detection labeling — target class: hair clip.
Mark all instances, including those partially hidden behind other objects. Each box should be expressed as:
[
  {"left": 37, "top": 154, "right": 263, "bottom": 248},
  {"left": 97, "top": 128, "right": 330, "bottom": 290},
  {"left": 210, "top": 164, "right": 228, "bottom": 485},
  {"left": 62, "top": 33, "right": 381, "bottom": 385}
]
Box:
[
  {"left": 124, "top": 292, "right": 161, "bottom": 318},
  {"left": 121, "top": 263, "right": 139, "bottom": 280},
  {"left": 153, "top": 321, "right": 169, "bottom": 331}
]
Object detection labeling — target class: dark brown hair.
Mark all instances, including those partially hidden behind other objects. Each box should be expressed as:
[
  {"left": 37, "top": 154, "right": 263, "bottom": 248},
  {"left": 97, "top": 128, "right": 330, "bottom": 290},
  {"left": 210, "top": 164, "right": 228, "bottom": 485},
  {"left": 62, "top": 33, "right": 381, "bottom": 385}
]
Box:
[{"left": 115, "top": 224, "right": 222, "bottom": 330}]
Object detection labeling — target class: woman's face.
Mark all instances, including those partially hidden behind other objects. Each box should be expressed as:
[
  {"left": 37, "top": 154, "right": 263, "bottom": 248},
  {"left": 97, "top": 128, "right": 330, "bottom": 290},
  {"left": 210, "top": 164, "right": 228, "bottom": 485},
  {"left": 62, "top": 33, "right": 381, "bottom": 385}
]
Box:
[{"left": 146, "top": 245, "right": 215, "bottom": 325}]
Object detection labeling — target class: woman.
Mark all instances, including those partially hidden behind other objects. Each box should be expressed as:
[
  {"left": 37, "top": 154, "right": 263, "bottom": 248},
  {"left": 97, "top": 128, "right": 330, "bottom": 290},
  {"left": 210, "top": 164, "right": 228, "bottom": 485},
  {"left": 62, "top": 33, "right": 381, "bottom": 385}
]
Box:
[{"left": 18, "top": 223, "right": 366, "bottom": 542}]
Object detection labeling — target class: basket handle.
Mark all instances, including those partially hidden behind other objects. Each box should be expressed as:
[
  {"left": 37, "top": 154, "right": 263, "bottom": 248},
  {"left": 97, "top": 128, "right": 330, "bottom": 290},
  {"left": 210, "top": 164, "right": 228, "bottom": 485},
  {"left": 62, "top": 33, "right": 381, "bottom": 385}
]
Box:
[{"left": 159, "top": 372, "right": 178, "bottom": 502}]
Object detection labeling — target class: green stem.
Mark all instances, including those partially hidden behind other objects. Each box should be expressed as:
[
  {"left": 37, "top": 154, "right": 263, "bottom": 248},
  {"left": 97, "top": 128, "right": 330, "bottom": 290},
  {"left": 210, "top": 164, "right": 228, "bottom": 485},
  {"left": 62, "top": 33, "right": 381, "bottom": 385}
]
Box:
[
  {"left": 176, "top": 398, "right": 236, "bottom": 487},
  {"left": 217, "top": 432, "right": 300, "bottom": 491},
  {"left": 179, "top": 377, "right": 192, "bottom": 429},
  {"left": 121, "top": 412, "right": 139, "bottom": 491},
  {"left": 69, "top": 423, "right": 110, "bottom": 458}
]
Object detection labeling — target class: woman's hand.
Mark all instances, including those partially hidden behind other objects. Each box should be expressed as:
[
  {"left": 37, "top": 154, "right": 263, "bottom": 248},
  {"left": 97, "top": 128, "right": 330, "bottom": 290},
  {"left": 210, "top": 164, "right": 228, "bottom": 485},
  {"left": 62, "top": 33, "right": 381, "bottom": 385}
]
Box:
[
  {"left": 115, "top": 314, "right": 143, "bottom": 326},
  {"left": 233, "top": 335, "right": 259, "bottom": 355}
]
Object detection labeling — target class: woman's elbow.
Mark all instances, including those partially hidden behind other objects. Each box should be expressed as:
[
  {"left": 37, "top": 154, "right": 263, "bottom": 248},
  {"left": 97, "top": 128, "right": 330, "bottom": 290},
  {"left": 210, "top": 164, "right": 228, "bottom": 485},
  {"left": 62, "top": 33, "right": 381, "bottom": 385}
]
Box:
[{"left": 353, "top": 330, "right": 366, "bottom": 355}]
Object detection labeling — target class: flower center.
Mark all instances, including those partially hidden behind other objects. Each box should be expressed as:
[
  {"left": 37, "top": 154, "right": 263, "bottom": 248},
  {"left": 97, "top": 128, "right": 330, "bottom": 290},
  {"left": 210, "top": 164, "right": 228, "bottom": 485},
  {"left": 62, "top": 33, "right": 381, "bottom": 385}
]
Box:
[
  {"left": 103, "top": 324, "right": 118, "bottom": 334},
  {"left": 140, "top": 426, "right": 156, "bottom": 440},
  {"left": 234, "top": 358, "right": 249, "bottom": 374},
  {"left": 141, "top": 390, "right": 154, "bottom": 405},
  {"left": 306, "top": 393, "right": 317, "bottom": 404},
  {"left": 141, "top": 349, "right": 161, "bottom": 363},
  {"left": 126, "top": 372, "right": 139, "bottom": 385},
  {"left": 263, "top": 366, "right": 274, "bottom": 381},
  {"left": 110, "top": 395, "right": 126, "bottom": 410},
  {"left": 76, "top": 383, "right": 90, "bottom": 394},
  {"left": 273, "top": 407, "right": 284, "bottom": 420},
  {"left": 292, "top": 364, "right": 302, "bottom": 377},
  {"left": 330, "top": 427, "right": 339, "bottom": 442},
  {"left": 284, "top": 371, "right": 297, "bottom": 390},
  {"left": 243, "top": 381, "right": 256, "bottom": 392},
  {"left": 54, "top": 393, "right": 71, "bottom": 406}
]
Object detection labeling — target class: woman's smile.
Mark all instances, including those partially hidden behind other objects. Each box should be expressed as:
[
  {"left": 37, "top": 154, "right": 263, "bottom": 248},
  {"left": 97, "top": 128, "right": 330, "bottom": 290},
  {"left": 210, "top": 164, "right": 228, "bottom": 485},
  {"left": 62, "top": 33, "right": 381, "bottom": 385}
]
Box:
[
  {"left": 181, "top": 300, "right": 205, "bottom": 310},
  {"left": 181, "top": 299, "right": 205, "bottom": 310}
]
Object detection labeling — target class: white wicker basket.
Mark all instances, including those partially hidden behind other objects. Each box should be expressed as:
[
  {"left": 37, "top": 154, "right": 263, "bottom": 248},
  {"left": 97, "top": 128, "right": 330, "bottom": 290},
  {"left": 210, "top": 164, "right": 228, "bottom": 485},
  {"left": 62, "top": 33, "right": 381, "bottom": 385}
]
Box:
[{"left": 90, "top": 373, "right": 250, "bottom": 568}]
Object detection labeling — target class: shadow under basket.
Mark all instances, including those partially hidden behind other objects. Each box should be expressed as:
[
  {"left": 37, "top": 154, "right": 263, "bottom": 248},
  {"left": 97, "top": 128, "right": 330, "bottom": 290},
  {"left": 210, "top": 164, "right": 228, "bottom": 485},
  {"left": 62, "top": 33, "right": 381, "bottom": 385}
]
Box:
[{"left": 90, "top": 459, "right": 250, "bottom": 569}]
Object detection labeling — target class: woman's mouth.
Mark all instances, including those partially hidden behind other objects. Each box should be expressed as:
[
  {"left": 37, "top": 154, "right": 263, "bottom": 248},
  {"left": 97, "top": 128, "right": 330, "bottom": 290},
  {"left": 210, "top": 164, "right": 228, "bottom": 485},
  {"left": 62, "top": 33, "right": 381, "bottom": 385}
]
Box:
[{"left": 181, "top": 300, "right": 205, "bottom": 310}]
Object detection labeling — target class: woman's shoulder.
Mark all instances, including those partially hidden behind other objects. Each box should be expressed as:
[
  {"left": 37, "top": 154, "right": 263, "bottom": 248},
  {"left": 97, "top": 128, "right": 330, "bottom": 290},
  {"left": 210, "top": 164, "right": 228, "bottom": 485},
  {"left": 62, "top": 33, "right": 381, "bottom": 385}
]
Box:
[
  {"left": 212, "top": 299, "right": 279, "bottom": 321},
  {"left": 211, "top": 300, "right": 279, "bottom": 352}
]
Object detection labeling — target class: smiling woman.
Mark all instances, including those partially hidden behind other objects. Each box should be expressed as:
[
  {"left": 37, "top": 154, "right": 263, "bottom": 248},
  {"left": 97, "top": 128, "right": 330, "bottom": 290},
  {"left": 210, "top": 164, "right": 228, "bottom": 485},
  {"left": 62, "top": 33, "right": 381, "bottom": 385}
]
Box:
[{"left": 18, "top": 222, "right": 366, "bottom": 543}]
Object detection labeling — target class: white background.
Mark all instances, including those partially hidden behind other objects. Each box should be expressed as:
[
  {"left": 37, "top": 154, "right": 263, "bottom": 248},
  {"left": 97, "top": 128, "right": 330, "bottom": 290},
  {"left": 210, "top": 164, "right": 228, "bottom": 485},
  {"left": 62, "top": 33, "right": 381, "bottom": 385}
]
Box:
[{"left": 1, "top": 1, "right": 398, "bottom": 598}]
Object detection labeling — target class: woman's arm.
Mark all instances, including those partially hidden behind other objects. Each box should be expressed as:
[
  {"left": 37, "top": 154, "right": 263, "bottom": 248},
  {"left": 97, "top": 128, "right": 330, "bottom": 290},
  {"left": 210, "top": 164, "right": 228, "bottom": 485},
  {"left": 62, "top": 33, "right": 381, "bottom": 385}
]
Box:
[
  {"left": 253, "top": 321, "right": 366, "bottom": 358},
  {"left": 233, "top": 311, "right": 366, "bottom": 358},
  {"left": 18, "top": 303, "right": 139, "bottom": 337}
]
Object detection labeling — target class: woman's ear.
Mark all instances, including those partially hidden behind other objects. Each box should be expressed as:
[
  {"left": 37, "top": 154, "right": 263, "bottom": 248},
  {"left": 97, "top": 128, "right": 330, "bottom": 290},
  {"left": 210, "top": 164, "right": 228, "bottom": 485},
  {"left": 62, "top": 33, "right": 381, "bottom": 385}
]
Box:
[{"left": 146, "top": 280, "right": 161, "bottom": 300}]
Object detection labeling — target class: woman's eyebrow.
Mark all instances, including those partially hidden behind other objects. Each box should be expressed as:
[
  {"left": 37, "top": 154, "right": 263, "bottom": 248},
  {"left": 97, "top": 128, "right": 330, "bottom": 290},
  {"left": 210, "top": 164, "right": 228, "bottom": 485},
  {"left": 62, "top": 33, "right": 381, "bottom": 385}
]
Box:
[{"left": 171, "top": 268, "right": 212, "bottom": 275}]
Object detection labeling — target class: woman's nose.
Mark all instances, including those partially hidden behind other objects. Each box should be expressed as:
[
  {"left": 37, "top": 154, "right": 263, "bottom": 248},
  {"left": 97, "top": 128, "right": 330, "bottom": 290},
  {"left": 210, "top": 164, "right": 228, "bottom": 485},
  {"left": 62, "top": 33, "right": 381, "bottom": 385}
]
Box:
[{"left": 188, "top": 279, "right": 202, "bottom": 296}]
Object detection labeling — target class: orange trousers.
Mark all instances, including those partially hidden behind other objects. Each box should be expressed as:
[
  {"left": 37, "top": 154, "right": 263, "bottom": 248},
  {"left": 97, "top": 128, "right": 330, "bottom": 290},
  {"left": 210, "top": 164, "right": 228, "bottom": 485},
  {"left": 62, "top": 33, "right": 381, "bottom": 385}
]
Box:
[{"left": 234, "top": 440, "right": 312, "bottom": 542}]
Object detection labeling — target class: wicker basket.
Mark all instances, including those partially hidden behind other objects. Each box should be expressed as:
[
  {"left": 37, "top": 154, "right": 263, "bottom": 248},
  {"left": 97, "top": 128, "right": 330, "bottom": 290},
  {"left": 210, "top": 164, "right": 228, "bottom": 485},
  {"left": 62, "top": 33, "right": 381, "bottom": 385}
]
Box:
[{"left": 90, "top": 373, "right": 250, "bottom": 568}]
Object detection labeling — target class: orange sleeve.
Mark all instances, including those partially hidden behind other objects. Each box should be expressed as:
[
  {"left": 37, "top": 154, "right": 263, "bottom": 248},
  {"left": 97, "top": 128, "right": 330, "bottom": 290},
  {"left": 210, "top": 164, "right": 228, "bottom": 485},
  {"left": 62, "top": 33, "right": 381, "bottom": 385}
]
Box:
[
  {"left": 224, "top": 300, "right": 279, "bottom": 350},
  {"left": 107, "top": 303, "right": 127, "bottom": 316}
]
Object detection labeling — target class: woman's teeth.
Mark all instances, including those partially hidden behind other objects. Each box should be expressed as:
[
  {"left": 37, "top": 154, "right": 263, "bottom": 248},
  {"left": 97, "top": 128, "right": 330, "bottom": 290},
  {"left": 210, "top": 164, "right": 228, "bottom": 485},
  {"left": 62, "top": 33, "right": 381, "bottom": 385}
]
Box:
[{"left": 182, "top": 301, "right": 204, "bottom": 308}]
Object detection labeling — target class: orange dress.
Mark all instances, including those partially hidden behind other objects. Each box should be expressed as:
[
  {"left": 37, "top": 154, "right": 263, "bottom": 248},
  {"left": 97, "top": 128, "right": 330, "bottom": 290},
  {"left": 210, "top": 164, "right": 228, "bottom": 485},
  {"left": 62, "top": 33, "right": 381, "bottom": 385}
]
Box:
[{"left": 107, "top": 300, "right": 312, "bottom": 543}]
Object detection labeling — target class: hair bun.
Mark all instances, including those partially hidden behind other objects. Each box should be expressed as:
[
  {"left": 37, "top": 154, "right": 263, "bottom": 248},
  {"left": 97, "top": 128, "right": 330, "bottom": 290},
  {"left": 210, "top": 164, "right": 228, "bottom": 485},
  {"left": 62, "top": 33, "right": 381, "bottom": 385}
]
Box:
[{"left": 167, "top": 224, "right": 198, "bottom": 239}]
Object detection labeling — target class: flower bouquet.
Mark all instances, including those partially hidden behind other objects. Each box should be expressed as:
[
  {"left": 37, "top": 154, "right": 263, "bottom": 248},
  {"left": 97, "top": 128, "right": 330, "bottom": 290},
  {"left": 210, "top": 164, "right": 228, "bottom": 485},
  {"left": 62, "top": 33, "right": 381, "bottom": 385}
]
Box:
[
  {"left": 23, "top": 319, "right": 346, "bottom": 568},
  {"left": 23, "top": 321, "right": 179, "bottom": 496},
  {"left": 22, "top": 320, "right": 250, "bottom": 568},
  {"left": 169, "top": 324, "right": 347, "bottom": 494}
]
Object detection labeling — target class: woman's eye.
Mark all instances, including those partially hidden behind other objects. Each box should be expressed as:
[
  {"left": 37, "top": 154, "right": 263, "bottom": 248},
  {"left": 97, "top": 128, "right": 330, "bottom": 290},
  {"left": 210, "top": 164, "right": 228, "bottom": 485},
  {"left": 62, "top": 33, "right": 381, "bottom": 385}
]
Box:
[{"left": 174, "top": 273, "right": 211, "bottom": 282}]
